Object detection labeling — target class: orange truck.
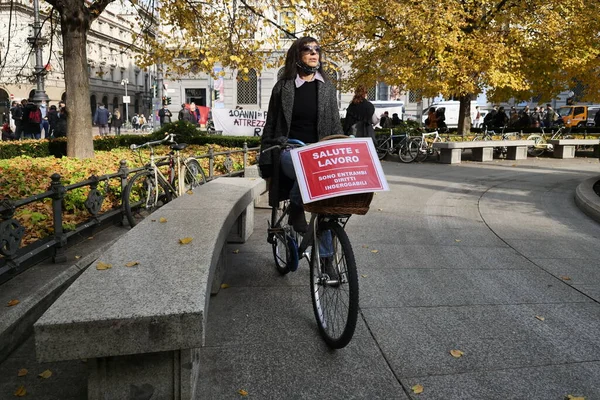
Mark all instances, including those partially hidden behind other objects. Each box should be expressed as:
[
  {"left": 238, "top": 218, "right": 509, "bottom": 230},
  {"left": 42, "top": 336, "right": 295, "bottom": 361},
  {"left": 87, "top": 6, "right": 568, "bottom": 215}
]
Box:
[{"left": 558, "top": 105, "right": 600, "bottom": 128}]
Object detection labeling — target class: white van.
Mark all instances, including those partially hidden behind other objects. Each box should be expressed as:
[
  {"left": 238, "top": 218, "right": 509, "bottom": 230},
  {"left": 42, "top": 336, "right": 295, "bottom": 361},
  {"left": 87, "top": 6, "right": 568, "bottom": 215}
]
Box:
[
  {"left": 340, "top": 100, "right": 404, "bottom": 122},
  {"left": 421, "top": 101, "right": 481, "bottom": 128}
]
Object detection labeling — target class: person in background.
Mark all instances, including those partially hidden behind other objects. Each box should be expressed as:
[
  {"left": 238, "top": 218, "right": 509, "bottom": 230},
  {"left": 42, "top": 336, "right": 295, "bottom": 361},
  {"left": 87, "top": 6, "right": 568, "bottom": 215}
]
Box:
[
  {"left": 494, "top": 106, "right": 509, "bottom": 129},
  {"left": 112, "top": 109, "right": 122, "bottom": 135},
  {"left": 379, "top": 111, "right": 393, "bottom": 128},
  {"left": 21, "top": 99, "right": 42, "bottom": 139},
  {"left": 158, "top": 104, "right": 173, "bottom": 126},
  {"left": 184, "top": 103, "right": 200, "bottom": 125},
  {"left": 47, "top": 105, "right": 59, "bottom": 138},
  {"left": 2, "top": 122, "right": 16, "bottom": 141},
  {"left": 473, "top": 106, "right": 482, "bottom": 128},
  {"left": 93, "top": 103, "right": 110, "bottom": 137},
  {"left": 425, "top": 107, "right": 437, "bottom": 129},
  {"left": 10, "top": 101, "right": 23, "bottom": 139},
  {"left": 53, "top": 107, "right": 68, "bottom": 138},
  {"left": 178, "top": 104, "right": 186, "bottom": 121},
  {"left": 343, "top": 85, "right": 378, "bottom": 140},
  {"left": 391, "top": 113, "right": 402, "bottom": 126}
]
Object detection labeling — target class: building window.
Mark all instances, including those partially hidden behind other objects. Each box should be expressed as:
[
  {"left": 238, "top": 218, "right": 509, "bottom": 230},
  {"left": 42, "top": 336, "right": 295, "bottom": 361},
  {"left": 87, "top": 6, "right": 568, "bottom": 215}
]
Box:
[
  {"left": 368, "top": 83, "right": 390, "bottom": 101},
  {"left": 367, "top": 86, "right": 376, "bottom": 101},
  {"left": 237, "top": 69, "right": 258, "bottom": 104},
  {"left": 279, "top": 11, "right": 295, "bottom": 39},
  {"left": 121, "top": 69, "right": 125, "bottom": 81},
  {"left": 409, "top": 90, "right": 422, "bottom": 103},
  {"left": 110, "top": 68, "right": 115, "bottom": 82}
]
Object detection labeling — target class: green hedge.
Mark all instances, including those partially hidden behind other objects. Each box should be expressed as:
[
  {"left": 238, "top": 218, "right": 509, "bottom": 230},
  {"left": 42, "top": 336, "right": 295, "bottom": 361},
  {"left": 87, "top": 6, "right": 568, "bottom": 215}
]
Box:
[{"left": 0, "top": 129, "right": 261, "bottom": 160}]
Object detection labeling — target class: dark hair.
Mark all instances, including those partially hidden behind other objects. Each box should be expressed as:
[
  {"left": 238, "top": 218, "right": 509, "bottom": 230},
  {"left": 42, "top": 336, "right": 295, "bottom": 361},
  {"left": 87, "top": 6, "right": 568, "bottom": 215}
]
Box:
[
  {"left": 281, "top": 36, "right": 326, "bottom": 81},
  {"left": 50, "top": 105, "right": 57, "bottom": 110}
]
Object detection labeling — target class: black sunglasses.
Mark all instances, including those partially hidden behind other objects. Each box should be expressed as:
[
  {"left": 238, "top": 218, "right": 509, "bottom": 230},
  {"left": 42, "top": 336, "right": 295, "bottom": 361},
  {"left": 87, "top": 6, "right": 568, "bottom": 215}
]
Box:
[{"left": 301, "top": 45, "right": 321, "bottom": 53}]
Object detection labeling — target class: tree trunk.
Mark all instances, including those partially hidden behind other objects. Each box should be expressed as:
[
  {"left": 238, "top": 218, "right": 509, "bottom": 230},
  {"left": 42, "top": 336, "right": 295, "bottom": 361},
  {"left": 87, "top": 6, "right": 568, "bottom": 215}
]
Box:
[
  {"left": 457, "top": 95, "right": 472, "bottom": 137},
  {"left": 61, "top": 4, "right": 94, "bottom": 159}
]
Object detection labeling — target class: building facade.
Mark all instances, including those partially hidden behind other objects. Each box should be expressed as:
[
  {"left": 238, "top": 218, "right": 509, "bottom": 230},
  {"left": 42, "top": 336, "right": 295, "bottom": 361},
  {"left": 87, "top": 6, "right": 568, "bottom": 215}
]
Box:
[{"left": 0, "top": 1, "right": 156, "bottom": 124}]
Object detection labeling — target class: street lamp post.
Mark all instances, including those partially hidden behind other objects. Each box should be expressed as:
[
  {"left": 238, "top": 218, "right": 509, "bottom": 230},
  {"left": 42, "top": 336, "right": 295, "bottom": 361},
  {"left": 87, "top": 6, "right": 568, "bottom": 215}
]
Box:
[
  {"left": 27, "top": 0, "right": 49, "bottom": 105},
  {"left": 121, "top": 78, "right": 129, "bottom": 124}
]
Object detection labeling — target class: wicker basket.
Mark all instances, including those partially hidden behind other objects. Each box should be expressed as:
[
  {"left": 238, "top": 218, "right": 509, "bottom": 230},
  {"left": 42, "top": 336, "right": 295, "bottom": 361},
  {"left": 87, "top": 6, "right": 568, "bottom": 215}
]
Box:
[{"left": 303, "top": 192, "right": 374, "bottom": 215}]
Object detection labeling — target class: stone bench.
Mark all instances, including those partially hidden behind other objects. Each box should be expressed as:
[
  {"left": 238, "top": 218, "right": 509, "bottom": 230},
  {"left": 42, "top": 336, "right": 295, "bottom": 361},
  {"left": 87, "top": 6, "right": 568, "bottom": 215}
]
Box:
[
  {"left": 34, "top": 177, "right": 266, "bottom": 400},
  {"left": 548, "top": 139, "right": 599, "bottom": 159},
  {"left": 432, "top": 140, "right": 535, "bottom": 164}
]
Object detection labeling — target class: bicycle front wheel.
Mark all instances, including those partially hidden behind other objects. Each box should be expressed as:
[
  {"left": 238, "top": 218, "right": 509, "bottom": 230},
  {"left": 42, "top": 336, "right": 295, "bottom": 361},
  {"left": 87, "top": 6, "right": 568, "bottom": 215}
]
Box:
[
  {"left": 410, "top": 137, "right": 428, "bottom": 162},
  {"left": 269, "top": 203, "right": 298, "bottom": 275},
  {"left": 123, "top": 171, "right": 172, "bottom": 227},
  {"left": 181, "top": 158, "right": 207, "bottom": 192},
  {"left": 310, "top": 221, "right": 359, "bottom": 349},
  {"left": 398, "top": 140, "right": 418, "bottom": 163}
]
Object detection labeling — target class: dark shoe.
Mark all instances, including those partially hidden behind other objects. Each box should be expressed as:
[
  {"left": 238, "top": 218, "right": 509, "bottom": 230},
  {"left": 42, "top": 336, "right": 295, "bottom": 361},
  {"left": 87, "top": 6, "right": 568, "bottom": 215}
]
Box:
[
  {"left": 321, "top": 257, "right": 340, "bottom": 286},
  {"left": 288, "top": 203, "right": 308, "bottom": 233},
  {"left": 322, "top": 257, "right": 337, "bottom": 278}
]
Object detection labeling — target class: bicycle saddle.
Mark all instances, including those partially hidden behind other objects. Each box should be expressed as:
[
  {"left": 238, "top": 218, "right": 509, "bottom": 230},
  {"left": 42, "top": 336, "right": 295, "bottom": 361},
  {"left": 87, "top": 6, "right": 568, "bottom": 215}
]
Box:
[{"left": 170, "top": 143, "right": 187, "bottom": 151}]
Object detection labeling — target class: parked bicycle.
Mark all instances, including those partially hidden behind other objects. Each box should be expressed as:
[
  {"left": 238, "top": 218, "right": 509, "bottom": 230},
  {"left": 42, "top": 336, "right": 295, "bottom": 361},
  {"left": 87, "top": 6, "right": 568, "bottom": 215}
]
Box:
[
  {"left": 409, "top": 130, "right": 445, "bottom": 162},
  {"left": 527, "top": 126, "right": 572, "bottom": 157},
  {"left": 374, "top": 129, "right": 418, "bottom": 163},
  {"left": 263, "top": 136, "right": 368, "bottom": 349},
  {"left": 123, "top": 133, "right": 207, "bottom": 227}
]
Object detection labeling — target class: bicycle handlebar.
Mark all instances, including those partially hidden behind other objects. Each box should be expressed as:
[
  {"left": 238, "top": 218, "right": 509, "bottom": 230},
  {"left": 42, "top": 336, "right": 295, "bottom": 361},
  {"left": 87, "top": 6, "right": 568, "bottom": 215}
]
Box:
[
  {"left": 261, "top": 137, "right": 306, "bottom": 153},
  {"left": 130, "top": 133, "right": 177, "bottom": 151}
]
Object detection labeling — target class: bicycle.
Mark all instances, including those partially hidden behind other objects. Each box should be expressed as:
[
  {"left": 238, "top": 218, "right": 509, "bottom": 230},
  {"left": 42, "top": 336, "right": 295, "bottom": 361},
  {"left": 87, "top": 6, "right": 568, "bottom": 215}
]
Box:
[
  {"left": 263, "top": 136, "right": 366, "bottom": 349},
  {"left": 123, "top": 133, "right": 207, "bottom": 227},
  {"left": 527, "top": 125, "right": 572, "bottom": 157},
  {"left": 409, "top": 130, "right": 445, "bottom": 162},
  {"left": 374, "top": 129, "right": 419, "bottom": 163}
]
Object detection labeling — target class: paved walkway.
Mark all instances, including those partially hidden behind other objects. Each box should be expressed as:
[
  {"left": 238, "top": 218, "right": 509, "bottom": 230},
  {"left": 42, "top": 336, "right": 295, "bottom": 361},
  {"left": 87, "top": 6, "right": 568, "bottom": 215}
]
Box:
[{"left": 2, "top": 155, "right": 600, "bottom": 399}]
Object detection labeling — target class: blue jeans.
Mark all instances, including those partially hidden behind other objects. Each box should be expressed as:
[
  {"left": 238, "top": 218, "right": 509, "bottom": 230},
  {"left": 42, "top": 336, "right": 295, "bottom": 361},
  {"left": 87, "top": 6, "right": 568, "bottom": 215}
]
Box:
[{"left": 280, "top": 149, "right": 333, "bottom": 257}]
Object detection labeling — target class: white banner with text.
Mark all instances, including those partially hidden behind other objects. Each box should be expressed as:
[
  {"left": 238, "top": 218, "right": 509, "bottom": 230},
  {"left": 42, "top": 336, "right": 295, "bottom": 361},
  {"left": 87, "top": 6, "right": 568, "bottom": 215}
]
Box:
[{"left": 212, "top": 109, "right": 268, "bottom": 136}]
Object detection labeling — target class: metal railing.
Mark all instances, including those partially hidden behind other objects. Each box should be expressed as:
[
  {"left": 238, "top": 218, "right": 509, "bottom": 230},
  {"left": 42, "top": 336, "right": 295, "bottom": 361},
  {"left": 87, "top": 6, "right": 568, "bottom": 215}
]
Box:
[{"left": 0, "top": 143, "right": 259, "bottom": 284}]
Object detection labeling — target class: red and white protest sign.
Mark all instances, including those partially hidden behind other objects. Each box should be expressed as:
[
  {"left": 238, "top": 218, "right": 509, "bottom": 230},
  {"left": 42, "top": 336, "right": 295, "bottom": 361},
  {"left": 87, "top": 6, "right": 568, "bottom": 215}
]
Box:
[{"left": 290, "top": 138, "right": 389, "bottom": 204}]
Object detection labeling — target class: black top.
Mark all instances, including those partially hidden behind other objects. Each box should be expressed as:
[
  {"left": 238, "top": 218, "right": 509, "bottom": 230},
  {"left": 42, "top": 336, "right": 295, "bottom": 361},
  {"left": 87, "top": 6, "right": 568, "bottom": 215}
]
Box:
[
  {"left": 343, "top": 99, "right": 375, "bottom": 134},
  {"left": 289, "top": 81, "right": 318, "bottom": 144}
]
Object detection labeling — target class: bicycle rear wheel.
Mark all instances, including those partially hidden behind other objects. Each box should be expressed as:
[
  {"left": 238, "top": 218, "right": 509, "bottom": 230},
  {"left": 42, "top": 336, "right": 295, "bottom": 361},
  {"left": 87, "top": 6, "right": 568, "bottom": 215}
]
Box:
[
  {"left": 310, "top": 220, "right": 359, "bottom": 349},
  {"left": 398, "top": 139, "right": 418, "bottom": 163},
  {"left": 527, "top": 134, "right": 546, "bottom": 157},
  {"left": 269, "top": 203, "right": 298, "bottom": 275},
  {"left": 123, "top": 171, "right": 172, "bottom": 227},
  {"left": 374, "top": 136, "right": 389, "bottom": 160}
]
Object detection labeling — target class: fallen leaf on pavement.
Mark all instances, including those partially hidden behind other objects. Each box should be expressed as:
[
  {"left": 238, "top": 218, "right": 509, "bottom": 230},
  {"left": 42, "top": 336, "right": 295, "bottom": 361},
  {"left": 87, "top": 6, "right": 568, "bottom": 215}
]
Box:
[
  {"left": 38, "top": 369, "right": 52, "bottom": 379},
  {"left": 377, "top": 208, "right": 383, "bottom": 211},
  {"left": 371, "top": 250, "right": 379, "bottom": 253},
  {"left": 125, "top": 261, "right": 139, "bottom": 267},
  {"left": 87, "top": 236, "right": 94, "bottom": 240},
  {"left": 450, "top": 349, "right": 464, "bottom": 358},
  {"left": 233, "top": 249, "right": 240, "bottom": 254},
  {"left": 561, "top": 276, "right": 571, "bottom": 281},
  {"left": 159, "top": 217, "right": 168, "bottom": 223},
  {"left": 412, "top": 384, "right": 424, "bottom": 394},
  {"left": 455, "top": 239, "right": 461, "bottom": 242},
  {"left": 361, "top": 274, "right": 368, "bottom": 278},
  {"left": 7, "top": 299, "right": 19, "bottom": 307},
  {"left": 566, "top": 396, "right": 585, "bottom": 400},
  {"left": 14, "top": 385, "right": 26, "bottom": 397},
  {"left": 75, "top": 255, "right": 81, "bottom": 259},
  {"left": 187, "top": 190, "right": 194, "bottom": 195},
  {"left": 17, "top": 369, "right": 27, "bottom": 377},
  {"left": 96, "top": 262, "right": 112, "bottom": 270},
  {"left": 535, "top": 316, "right": 545, "bottom": 321},
  {"left": 238, "top": 389, "right": 248, "bottom": 396},
  {"left": 221, "top": 283, "right": 230, "bottom": 289},
  {"left": 179, "top": 237, "right": 193, "bottom": 244}
]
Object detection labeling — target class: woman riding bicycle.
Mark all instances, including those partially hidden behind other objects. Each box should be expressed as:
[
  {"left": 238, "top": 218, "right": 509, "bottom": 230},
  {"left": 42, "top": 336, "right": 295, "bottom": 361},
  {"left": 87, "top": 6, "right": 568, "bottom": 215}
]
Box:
[{"left": 259, "top": 36, "right": 344, "bottom": 233}]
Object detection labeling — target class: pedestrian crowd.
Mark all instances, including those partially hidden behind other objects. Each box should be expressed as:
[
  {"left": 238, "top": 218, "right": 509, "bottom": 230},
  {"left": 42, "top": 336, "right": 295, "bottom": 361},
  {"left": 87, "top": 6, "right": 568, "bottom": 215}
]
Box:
[
  {"left": 3, "top": 99, "right": 68, "bottom": 141},
  {"left": 481, "top": 103, "right": 566, "bottom": 130}
]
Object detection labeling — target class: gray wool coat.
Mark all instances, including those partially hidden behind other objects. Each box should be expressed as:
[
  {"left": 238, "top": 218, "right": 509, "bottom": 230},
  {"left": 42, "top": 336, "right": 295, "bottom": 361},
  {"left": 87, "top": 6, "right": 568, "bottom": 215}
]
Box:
[
  {"left": 259, "top": 77, "right": 344, "bottom": 206},
  {"left": 259, "top": 78, "right": 344, "bottom": 168}
]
